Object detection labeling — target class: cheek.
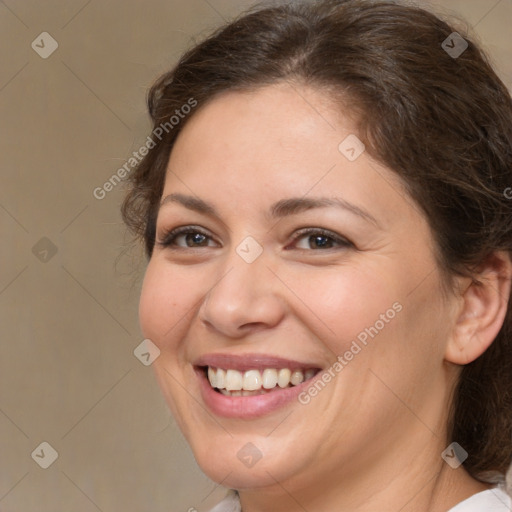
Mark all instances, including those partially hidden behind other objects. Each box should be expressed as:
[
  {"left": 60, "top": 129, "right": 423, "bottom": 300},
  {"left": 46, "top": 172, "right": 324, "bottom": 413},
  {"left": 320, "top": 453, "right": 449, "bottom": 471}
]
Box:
[
  {"left": 289, "top": 265, "right": 399, "bottom": 355},
  {"left": 138, "top": 259, "right": 199, "bottom": 348},
  {"left": 138, "top": 259, "right": 206, "bottom": 433}
]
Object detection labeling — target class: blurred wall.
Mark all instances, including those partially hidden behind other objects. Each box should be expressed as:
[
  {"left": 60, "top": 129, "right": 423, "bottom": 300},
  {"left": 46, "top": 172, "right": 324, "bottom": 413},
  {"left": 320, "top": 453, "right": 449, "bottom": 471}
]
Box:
[{"left": 0, "top": 0, "right": 510, "bottom": 511}]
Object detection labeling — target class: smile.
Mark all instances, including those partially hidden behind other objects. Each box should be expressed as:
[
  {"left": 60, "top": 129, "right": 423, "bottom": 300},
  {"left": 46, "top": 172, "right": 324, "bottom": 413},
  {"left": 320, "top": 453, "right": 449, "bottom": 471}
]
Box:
[{"left": 193, "top": 353, "right": 323, "bottom": 418}]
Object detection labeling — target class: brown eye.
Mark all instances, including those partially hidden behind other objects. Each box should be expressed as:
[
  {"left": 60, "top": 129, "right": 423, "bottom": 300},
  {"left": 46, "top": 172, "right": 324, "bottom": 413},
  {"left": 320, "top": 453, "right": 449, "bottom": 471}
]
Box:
[
  {"left": 292, "top": 228, "right": 352, "bottom": 251},
  {"left": 158, "top": 226, "right": 217, "bottom": 248},
  {"left": 306, "top": 234, "right": 335, "bottom": 249},
  {"left": 182, "top": 232, "right": 209, "bottom": 247}
]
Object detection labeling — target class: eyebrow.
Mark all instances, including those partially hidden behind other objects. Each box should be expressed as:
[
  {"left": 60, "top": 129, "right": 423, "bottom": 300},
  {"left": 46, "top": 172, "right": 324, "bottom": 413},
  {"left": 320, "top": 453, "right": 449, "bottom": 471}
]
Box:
[{"left": 160, "top": 193, "right": 379, "bottom": 226}]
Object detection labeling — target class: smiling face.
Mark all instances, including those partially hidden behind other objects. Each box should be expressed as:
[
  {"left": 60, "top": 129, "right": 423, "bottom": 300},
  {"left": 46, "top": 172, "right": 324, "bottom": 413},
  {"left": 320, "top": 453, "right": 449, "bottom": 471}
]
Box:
[{"left": 139, "top": 83, "right": 461, "bottom": 497}]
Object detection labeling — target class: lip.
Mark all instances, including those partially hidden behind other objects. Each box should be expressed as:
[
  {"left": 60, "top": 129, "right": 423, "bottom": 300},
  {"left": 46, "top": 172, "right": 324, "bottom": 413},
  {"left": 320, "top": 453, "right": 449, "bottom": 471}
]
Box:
[
  {"left": 194, "top": 352, "right": 322, "bottom": 372},
  {"left": 194, "top": 353, "right": 323, "bottom": 419}
]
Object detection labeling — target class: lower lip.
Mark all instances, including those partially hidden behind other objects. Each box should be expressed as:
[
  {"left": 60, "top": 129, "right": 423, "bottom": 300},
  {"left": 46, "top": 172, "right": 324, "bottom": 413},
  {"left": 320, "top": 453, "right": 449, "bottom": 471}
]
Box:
[{"left": 196, "top": 368, "right": 317, "bottom": 419}]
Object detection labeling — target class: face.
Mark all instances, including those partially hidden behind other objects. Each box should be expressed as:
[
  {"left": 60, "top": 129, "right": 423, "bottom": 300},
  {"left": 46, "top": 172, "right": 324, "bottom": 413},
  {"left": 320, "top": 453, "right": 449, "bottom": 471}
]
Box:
[{"left": 139, "top": 83, "right": 458, "bottom": 494}]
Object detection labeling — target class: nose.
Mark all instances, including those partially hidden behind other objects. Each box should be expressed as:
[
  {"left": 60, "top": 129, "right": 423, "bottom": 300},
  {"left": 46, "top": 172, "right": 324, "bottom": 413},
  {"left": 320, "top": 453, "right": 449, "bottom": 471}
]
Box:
[{"left": 198, "top": 253, "right": 286, "bottom": 338}]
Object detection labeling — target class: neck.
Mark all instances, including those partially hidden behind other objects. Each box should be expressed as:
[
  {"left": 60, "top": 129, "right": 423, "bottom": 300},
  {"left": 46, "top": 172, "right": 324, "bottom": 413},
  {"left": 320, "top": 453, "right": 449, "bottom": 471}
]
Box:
[{"left": 238, "top": 430, "right": 490, "bottom": 512}]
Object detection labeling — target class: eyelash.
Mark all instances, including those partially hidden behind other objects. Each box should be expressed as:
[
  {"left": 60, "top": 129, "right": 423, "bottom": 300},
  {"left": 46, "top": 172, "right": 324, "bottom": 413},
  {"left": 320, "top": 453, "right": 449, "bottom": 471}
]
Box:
[{"left": 156, "top": 225, "right": 353, "bottom": 251}]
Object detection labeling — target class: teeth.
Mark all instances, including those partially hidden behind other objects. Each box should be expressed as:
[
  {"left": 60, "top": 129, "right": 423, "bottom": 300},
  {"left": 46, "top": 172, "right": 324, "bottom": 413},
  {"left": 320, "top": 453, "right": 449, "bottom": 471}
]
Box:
[
  {"left": 278, "top": 369, "right": 291, "bottom": 388},
  {"left": 225, "top": 369, "right": 243, "bottom": 391},
  {"left": 262, "top": 369, "right": 278, "bottom": 389},
  {"left": 216, "top": 368, "right": 226, "bottom": 389},
  {"left": 208, "top": 367, "right": 217, "bottom": 388},
  {"left": 305, "top": 369, "right": 316, "bottom": 380},
  {"left": 207, "top": 366, "right": 317, "bottom": 393},
  {"left": 243, "top": 370, "right": 262, "bottom": 391},
  {"left": 290, "top": 370, "right": 304, "bottom": 386}
]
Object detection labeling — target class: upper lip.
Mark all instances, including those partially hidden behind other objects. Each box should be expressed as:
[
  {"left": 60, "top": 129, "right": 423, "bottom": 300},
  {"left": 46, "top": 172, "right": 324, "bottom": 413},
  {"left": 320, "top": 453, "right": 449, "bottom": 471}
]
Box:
[{"left": 194, "top": 353, "right": 323, "bottom": 372}]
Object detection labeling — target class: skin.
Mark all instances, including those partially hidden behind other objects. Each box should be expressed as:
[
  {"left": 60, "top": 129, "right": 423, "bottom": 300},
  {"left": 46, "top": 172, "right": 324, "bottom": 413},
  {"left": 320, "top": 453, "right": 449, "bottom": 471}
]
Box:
[{"left": 139, "top": 82, "right": 511, "bottom": 512}]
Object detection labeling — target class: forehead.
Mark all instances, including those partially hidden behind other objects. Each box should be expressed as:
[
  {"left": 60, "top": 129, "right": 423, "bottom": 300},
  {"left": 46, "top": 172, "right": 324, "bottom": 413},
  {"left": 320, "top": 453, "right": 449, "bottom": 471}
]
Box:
[
  {"left": 163, "top": 84, "right": 411, "bottom": 227},
  {"left": 171, "top": 84, "right": 341, "bottom": 167},
  {"left": 168, "top": 84, "right": 352, "bottom": 186}
]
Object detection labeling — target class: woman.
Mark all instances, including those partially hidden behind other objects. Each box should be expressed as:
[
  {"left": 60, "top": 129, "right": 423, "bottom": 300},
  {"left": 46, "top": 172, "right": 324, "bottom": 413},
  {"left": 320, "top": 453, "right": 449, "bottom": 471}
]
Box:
[{"left": 122, "top": 0, "right": 512, "bottom": 510}]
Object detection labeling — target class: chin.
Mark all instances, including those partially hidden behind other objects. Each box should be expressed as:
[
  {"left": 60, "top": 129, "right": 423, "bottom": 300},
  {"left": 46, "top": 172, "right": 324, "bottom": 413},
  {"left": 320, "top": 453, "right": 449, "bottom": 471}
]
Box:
[{"left": 189, "top": 434, "right": 291, "bottom": 489}]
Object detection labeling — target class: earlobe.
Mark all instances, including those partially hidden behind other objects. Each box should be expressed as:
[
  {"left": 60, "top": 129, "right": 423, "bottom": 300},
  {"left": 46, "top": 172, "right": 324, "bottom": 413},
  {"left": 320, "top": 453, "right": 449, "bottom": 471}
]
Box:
[{"left": 445, "top": 251, "right": 512, "bottom": 366}]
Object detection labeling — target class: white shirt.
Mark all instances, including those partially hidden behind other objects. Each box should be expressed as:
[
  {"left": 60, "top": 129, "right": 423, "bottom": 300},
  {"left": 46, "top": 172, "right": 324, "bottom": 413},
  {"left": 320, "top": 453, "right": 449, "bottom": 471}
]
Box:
[
  {"left": 208, "top": 487, "right": 511, "bottom": 512},
  {"left": 208, "top": 491, "right": 240, "bottom": 512},
  {"left": 448, "top": 487, "right": 511, "bottom": 511}
]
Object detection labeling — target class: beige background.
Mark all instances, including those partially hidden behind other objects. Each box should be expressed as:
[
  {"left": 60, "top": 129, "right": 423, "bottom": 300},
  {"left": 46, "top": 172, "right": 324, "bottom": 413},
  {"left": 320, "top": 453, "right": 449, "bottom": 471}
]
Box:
[{"left": 0, "top": 1, "right": 511, "bottom": 511}]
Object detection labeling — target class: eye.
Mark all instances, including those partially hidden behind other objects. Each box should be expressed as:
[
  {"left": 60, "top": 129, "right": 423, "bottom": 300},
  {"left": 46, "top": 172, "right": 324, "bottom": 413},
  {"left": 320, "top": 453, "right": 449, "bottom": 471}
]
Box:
[
  {"left": 157, "top": 226, "right": 217, "bottom": 248},
  {"left": 290, "top": 228, "right": 353, "bottom": 251}
]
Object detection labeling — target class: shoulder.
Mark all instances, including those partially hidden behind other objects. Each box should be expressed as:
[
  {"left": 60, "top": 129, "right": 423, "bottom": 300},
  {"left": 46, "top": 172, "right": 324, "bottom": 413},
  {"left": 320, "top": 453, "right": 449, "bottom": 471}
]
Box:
[{"left": 448, "top": 487, "right": 511, "bottom": 512}]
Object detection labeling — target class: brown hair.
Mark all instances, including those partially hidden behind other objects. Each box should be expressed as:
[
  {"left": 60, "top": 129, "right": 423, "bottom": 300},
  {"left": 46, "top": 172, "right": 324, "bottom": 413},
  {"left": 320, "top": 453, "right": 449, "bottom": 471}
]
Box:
[{"left": 121, "top": 0, "right": 512, "bottom": 480}]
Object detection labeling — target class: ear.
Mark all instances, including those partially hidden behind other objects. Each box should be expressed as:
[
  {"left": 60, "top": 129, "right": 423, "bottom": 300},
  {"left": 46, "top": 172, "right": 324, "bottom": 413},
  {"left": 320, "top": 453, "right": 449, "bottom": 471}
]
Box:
[{"left": 445, "top": 251, "right": 512, "bottom": 366}]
